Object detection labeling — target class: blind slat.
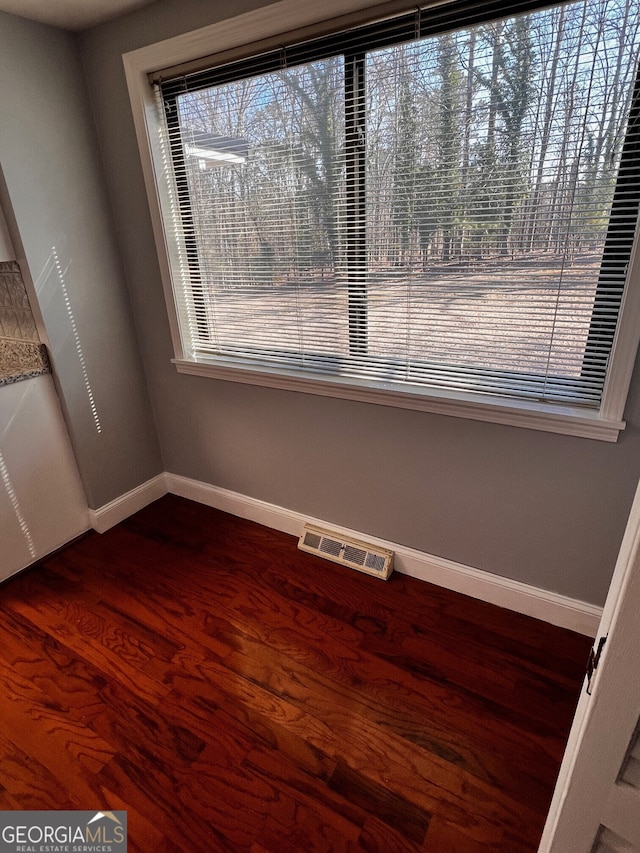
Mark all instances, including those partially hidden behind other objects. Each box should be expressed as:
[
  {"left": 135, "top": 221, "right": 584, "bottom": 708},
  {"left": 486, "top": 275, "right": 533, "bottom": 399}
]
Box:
[{"left": 156, "top": 0, "right": 640, "bottom": 408}]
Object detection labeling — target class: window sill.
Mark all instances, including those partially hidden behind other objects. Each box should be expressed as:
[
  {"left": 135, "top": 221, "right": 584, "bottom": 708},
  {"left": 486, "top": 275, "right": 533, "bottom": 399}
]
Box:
[{"left": 173, "top": 357, "right": 625, "bottom": 441}]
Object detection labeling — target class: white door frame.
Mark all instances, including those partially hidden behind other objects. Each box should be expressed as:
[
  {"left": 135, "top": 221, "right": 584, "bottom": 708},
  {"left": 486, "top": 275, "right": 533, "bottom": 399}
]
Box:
[{"left": 539, "top": 476, "right": 640, "bottom": 851}]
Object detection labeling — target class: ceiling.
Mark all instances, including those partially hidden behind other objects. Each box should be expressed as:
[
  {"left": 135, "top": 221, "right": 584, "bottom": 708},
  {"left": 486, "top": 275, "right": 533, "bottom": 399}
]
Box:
[{"left": 0, "top": 0, "right": 158, "bottom": 31}]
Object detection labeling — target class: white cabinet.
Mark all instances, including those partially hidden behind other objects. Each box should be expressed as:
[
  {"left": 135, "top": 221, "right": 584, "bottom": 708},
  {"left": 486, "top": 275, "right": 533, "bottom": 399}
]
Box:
[{"left": 0, "top": 374, "right": 88, "bottom": 582}]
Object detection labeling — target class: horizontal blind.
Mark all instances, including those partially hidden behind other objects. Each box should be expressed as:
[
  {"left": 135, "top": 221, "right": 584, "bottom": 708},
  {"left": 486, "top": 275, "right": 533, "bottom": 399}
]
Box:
[{"left": 156, "top": 0, "right": 640, "bottom": 407}]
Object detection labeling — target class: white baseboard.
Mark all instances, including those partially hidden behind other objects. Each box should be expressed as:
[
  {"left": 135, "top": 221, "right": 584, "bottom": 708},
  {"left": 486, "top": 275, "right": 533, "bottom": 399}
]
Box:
[
  {"left": 89, "top": 472, "right": 602, "bottom": 636},
  {"left": 89, "top": 473, "right": 168, "bottom": 534},
  {"left": 165, "top": 473, "right": 602, "bottom": 637}
]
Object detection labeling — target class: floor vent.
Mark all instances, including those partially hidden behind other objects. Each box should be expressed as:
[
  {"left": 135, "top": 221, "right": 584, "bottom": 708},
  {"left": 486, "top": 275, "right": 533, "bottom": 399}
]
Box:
[{"left": 298, "top": 524, "right": 394, "bottom": 580}]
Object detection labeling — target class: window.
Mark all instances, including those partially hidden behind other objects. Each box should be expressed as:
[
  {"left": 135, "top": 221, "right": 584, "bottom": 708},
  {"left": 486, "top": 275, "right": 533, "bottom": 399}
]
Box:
[{"left": 128, "top": 0, "right": 640, "bottom": 439}]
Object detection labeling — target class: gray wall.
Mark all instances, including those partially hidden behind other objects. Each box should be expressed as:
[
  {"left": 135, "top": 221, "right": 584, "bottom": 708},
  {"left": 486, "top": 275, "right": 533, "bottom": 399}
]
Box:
[
  {"left": 78, "top": 0, "right": 640, "bottom": 605},
  {"left": 0, "top": 11, "right": 162, "bottom": 508}
]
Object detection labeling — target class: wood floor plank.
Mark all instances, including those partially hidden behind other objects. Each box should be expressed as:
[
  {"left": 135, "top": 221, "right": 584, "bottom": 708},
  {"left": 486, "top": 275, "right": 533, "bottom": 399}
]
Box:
[
  {"left": 163, "top": 691, "right": 338, "bottom": 782},
  {"left": 95, "top": 752, "right": 236, "bottom": 852},
  {"left": 358, "top": 816, "right": 425, "bottom": 853},
  {"left": 179, "top": 741, "right": 364, "bottom": 852},
  {"left": 163, "top": 634, "right": 543, "bottom": 840},
  {"left": 0, "top": 494, "right": 591, "bottom": 851},
  {"left": 0, "top": 730, "right": 78, "bottom": 810},
  {"left": 194, "top": 603, "right": 564, "bottom": 811},
  {"left": 163, "top": 542, "right": 570, "bottom": 799},
  {"left": 422, "top": 813, "right": 506, "bottom": 852},
  {"left": 3, "top": 580, "right": 171, "bottom": 706},
  {"left": 90, "top": 786, "right": 169, "bottom": 853},
  {"left": 89, "top": 677, "right": 207, "bottom": 770},
  {"left": 327, "top": 759, "right": 432, "bottom": 844},
  {"left": 0, "top": 652, "right": 115, "bottom": 787}
]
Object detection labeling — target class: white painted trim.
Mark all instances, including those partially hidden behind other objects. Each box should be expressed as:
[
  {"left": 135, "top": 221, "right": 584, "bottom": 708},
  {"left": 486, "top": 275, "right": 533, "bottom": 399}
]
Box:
[
  {"left": 165, "top": 473, "right": 602, "bottom": 636},
  {"left": 601, "top": 232, "right": 640, "bottom": 426},
  {"left": 539, "top": 479, "right": 640, "bottom": 851},
  {"left": 88, "top": 470, "right": 603, "bottom": 633},
  {"left": 123, "top": 0, "right": 640, "bottom": 443},
  {"left": 123, "top": 0, "right": 412, "bottom": 77},
  {"left": 174, "top": 359, "right": 624, "bottom": 442},
  {"left": 89, "top": 473, "right": 168, "bottom": 533},
  {"left": 87, "top": 470, "right": 602, "bottom": 633}
]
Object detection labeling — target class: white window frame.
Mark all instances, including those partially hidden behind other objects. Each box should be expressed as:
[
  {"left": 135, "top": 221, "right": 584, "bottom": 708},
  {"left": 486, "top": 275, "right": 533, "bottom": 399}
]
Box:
[{"left": 123, "top": 0, "right": 640, "bottom": 442}]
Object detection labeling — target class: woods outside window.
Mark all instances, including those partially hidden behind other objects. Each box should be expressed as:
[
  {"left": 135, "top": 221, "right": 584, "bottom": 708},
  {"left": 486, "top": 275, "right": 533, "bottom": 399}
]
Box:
[{"left": 132, "top": 0, "right": 640, "bottom": 439}]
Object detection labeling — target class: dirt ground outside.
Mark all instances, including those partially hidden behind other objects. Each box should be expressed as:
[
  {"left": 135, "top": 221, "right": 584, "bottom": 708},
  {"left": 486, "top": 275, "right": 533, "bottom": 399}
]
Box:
[{"left": 199, "top": 252, "right": 604, "bottom": 383}]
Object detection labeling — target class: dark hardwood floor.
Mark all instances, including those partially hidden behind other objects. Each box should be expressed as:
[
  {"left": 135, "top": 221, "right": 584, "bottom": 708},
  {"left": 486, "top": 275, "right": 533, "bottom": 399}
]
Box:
[{"left": 0, "top": 494, "right": 591, "bottom": 851}]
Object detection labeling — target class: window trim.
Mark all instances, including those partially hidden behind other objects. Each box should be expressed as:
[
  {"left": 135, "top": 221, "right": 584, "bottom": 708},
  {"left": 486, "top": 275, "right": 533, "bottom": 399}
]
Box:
[{"left": 123, "top": 0, "right": 640, "bottom": 441}]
